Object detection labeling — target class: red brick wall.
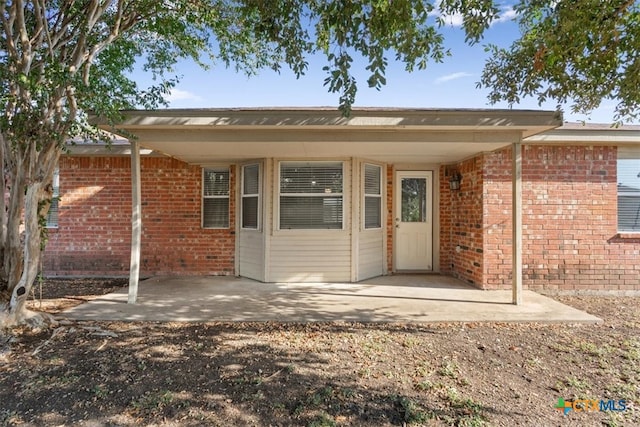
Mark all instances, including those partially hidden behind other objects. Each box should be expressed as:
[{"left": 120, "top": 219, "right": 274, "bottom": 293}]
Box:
[
  {"left": 441, "top": 145, "right": 640, "bottom": 292},
  {"left": 521, "top": 146, "right": 639, "bottom": 292},
  {"left": 386, "top": 165, "right": 394, "bottom": 272},
  {"left": 439, "top": 167, "right": 452, "bottom": 275},
  {"left": 439, "top": 157, "right": 484, "bottom": 286},
  {"left": 482, "top": 147, "right": 513, "bottom": 289},
  {"left": 44, "top": 156, "right": 236, "bottom": 277}
]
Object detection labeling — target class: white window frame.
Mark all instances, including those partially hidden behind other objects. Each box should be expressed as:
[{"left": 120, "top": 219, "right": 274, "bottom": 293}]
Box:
[
  {"left": 277, "top": 161, "right": 345, "bottom": 231},
  {"left": 46, "top": 168, "right": 60, "bottom": 228},
  {"left": 202, "top": 167, "right": 230, "bottom": 229},
  {"left": 617, "top": 149, "right": 640, "bottom": 233},
  {"left": 241, "top": 163, "right": 261, "bottom": 230},
  {"left": 362, "top": 163, "right": 383, "bottom": 230}
]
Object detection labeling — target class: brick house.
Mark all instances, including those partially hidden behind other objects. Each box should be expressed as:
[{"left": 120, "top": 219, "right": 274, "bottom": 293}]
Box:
[{"left": 43, "top": 109, "right": 640, "bottom": 293}]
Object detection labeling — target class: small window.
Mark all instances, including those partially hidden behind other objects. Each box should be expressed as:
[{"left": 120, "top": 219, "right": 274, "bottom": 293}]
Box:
[
  {"left": 46, "top": 168, "right": 60, "bottom": 228},
  {"left": 202, "top": 168, "right": 229, "bottom": 228},
  {"left": 363, "top": 164, "right": 382, "bottom": 229},
  {"left": 279, "top": 161, "right": 343, "bottom": 230},
  {"left": 618, "top": 154, "right": 640, "bottom": 232},
  {"left": 242, "top": 164, "right": 260, "bottom": 229}
]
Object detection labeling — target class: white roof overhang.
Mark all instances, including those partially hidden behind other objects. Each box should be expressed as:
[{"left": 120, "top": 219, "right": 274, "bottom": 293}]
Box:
[
  {"left": 524, "top": 122, "right": 640, "bottom": 145},
  {"left": 91, "top": 108, "right": 563, "bottom": 164}
]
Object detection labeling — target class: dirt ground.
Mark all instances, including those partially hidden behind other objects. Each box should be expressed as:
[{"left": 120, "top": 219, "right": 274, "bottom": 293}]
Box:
[{"left": 0, "top": 278, "right": 638, "bottom": 427}]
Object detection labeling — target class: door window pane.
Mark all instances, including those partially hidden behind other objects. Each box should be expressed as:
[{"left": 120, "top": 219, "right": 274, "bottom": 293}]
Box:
[{"left": 401, "top": 178, "right": 427, "bottom": 222}]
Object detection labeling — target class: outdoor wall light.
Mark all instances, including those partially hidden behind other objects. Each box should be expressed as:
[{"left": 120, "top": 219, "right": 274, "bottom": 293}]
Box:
[{"left": 449, "top": 171, "right": 462, "bottom": 191}]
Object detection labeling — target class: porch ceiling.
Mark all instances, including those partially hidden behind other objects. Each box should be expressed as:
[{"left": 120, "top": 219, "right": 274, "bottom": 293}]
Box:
[{"left": 98, "top": 108, "right": 563, "bottom": 164}]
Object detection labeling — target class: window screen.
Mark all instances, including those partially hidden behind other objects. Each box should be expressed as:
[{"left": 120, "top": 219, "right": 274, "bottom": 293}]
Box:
[
  {"left": 242, "top": 164, "right": 260, "bottom": 229},
  {"left": 363, "top": 164, "right": 382, "bottom": 229},
  {"left": 618, "top": 154, "right": 640, "bottom": 232},
  {"left": 46, "top": 168, "right": 60, "bottom": 228},
  {"left": 279, "top": 162, "right": 343, "bottom": 229},
  {"left": 202, "top": 168, "right": 229, "bottom": 228}
]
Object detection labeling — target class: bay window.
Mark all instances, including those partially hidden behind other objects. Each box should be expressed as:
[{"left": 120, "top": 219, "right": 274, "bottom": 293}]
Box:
[
  {"left": 242, "top": 164, "right": 260, "bottom": 229},
  {"left": 363, "top": 163, "right": 382, "bottom": 229},
  {"left": 279, "top": 161, "right": 343, "bottom": 230}
]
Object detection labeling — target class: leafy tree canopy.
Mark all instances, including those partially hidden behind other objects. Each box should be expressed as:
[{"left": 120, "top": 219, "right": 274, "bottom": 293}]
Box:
[{"left": 480, "top": 0, "right": 640, "bottom": 123}]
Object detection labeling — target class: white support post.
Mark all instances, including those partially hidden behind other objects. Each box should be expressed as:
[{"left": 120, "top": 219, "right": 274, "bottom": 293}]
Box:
[
  {"left": 512, "top": 142, "right": 523, "bottom": 305},
  {"left": 128, "top": 140, "right": 142, "bottom": 304}
]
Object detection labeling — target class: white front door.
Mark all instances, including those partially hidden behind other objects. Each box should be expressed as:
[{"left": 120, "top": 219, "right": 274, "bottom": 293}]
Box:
[{"left": 395, "top": 171, "right": 433, "bottom": 271}]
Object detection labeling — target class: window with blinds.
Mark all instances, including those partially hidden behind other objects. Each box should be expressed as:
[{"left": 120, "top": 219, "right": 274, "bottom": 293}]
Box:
[
  {"left": 242, "top": 164, "right": 260, "bottom": 229},
  {"left": 279, "top": 161, "right": 343, "bottom": 229},
  {"left": 363, "top": 164, "right": 382, "bottom": 229},
  {"left": 46, "top": 168, "right": 60, "bottom": 228},
  {"left": 202, "top": 168, "right": 230, "bottom": 228},
  {"left": 618, "top": 152, "right": 640, "bottom": 232}
]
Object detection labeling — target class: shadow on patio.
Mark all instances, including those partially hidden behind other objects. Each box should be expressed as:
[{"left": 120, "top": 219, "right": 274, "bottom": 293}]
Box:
[{"left": 63, "top": 274, "right": 601, "bottom": 323}]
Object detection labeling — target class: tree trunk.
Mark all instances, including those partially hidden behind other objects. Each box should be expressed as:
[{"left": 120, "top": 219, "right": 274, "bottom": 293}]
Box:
[
  {"left": 8, "top": 183, "right": 44, "bottom": 322},
  {"left": 1, "top": 139, "right": 59, "bottom": 328},
  {"left": 0, "top": 135, "right": 5, "bottom": 273},
  {"left": 2, "top": 159, "right": 25, "bottom": 288}
]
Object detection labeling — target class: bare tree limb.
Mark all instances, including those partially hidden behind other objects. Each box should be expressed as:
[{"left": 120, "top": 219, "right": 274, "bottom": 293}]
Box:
[
  {"left": 0, "top": 1, "right": 18, "bottom": 60},
  {"left": 15, "top": 0, "right": 34, "bottom": 75}
]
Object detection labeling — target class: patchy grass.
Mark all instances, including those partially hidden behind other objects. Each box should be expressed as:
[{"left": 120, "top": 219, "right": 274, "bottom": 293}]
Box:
[{"left": 0, "top": 284, "right": 638, "bottom": 426}]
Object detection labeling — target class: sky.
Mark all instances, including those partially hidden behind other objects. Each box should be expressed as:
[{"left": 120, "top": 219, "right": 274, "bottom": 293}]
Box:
[{"left": 141, "top": 4, "right": 621, "bottom": 124}]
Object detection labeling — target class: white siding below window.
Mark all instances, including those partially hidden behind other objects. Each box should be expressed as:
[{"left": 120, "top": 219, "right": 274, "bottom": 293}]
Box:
[
  {"left": 239, "top": 231, "right": 265, "bottom": 281},
  {"left": 358, "top": 231, "right": 384, "bottom": 280},
  {"left": 268, "top": 234, "right": 351, "bottom": 282}
]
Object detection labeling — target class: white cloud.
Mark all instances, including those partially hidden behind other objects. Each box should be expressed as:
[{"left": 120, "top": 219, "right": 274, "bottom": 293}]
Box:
[
  {"left": 167, "top": 88, "right": 202, "bottom": 103},
  {"left": 492, "top": 6, "right": 517, "bottom": 25},
  {"left": 431, "top": 2, "right": 518, "bottom": 27},
  {"left": 428, "top": 1, "right": 464, "bottom": 27},
  {"left": 435, "top": 72, "right": 473, "bottom": 84},
  {"left": 441, "top": 12, "right": 464, "bottom": 27}
]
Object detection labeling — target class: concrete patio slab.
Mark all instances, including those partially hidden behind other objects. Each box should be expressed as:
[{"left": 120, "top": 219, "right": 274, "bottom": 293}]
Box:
[{"left": 63, "top": 275, "right": 602, "bottom": 323}]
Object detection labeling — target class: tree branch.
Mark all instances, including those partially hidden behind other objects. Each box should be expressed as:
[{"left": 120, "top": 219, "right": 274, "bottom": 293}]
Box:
[
  {"left": 15, "top": 0, "right": 33, "bottom": 75},
  {"left": 48, "top": 3, "right": 83, "bottom": 49},
  {"left": 82, "top": 1, "right": 142, "bottom": 84},
  {"left": 34, "top": 0, "right": 56, "bottom": 60},
  {"left": 30, "top": 0, "right": 45, "bottom": 48},
  {"left": 0, "top": 1, "right": 18, "bottom": 61}
]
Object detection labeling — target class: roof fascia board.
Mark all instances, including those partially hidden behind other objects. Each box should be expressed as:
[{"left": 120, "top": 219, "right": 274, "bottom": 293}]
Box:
[
  {"left": 525, "top": 129, "right": 640, "bottom": 144},
  {"left": 100, "top": 108, "right": 562, "bottom": 130}
]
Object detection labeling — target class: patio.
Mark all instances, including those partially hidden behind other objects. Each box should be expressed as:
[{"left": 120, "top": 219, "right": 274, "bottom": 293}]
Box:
[{"left": 63, "top": 275, "right": 601, "bottom": 323}]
